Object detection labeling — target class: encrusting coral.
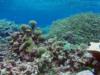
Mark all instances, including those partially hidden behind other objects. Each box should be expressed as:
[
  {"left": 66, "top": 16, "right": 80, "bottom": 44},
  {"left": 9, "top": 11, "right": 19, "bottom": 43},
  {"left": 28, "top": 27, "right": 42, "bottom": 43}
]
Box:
[{"left": 0, "top": 20, "right": 100, "bottom": 75}]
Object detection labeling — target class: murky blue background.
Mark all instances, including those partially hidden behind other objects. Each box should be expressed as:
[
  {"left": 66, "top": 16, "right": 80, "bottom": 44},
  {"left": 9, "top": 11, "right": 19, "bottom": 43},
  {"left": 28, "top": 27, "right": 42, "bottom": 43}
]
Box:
[{"left": 0, "top": 0, "right": 100, "bottom": 26}]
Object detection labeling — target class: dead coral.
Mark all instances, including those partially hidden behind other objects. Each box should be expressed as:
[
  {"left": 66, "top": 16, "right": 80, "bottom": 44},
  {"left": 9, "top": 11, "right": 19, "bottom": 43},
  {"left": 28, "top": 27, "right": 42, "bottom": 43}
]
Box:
[{"left": 0, "top": 60, "right": 39, "bottom": 75}]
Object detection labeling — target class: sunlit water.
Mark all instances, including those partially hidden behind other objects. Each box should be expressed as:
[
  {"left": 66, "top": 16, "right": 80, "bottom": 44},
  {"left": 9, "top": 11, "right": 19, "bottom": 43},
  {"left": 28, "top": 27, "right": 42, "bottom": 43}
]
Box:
[{"left": 0, "top": 0, "right": 100, "bottom": 27}]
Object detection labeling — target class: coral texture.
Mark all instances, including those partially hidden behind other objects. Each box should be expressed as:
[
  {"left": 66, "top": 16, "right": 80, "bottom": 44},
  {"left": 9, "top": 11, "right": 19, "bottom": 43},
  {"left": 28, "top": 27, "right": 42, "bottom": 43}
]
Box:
[
  {"left": 0, "top": 19, "right": 18, "bottom": 37},
  {"left": 49, "top": 13, "right": 100, "bottom": 44},
  {"left": 0, "top": 20, "right": 19, "bottom": 62},
  {"left": 5, "top": 20, "right": 99, "bottom": 75},
  {"left": 0, "top": 18, "right": 100, "bottom": 75}
]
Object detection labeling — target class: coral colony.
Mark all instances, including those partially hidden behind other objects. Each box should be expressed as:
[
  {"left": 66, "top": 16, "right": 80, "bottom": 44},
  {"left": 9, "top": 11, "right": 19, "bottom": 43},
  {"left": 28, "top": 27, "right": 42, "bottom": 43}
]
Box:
[{"left": 0, "top": 13, "right": 100, "bottom": 75}]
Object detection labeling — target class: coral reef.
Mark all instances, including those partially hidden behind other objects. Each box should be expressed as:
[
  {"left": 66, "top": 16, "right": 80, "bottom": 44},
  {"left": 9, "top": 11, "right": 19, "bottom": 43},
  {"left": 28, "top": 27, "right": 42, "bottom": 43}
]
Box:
[
  {"left": 0, "top": 19, "right": 18, "bottom": 38},
  {"left": 4, "top": 20, "right": 99, "bottom": 75},
  {"left": 8, "top": 20, "right": 45, "bottom": 61},
  {"left": 0, "top": 19, "right": 100, "bottom": 75},
  {"left": 0, "top": 60, "right": 38, "bottom": 75},
  {"left": 49, "top": 13, "right": 100, "bottom": 44},
  {"left": 0, "top": 19, "right": 19, "bottom": 62}
]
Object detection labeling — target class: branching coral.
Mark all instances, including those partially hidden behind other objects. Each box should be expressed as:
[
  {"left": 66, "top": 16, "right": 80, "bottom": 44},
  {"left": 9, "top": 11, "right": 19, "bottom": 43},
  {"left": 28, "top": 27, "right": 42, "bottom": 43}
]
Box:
[
  {"left": 4, "top": 19, "right": 100, "bottom": 75},
  {"left": 49, "top": 12, "right": 100, "bottom": 44},
  {"left": 8, "top": 20, "right": 46, "bottom": 61}
]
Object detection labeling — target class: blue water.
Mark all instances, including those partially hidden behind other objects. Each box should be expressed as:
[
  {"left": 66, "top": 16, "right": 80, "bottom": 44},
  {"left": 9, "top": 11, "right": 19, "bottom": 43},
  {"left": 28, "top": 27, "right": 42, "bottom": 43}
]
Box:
[{"left": 0, "top": 0, "right": 100, "bottom": 27}]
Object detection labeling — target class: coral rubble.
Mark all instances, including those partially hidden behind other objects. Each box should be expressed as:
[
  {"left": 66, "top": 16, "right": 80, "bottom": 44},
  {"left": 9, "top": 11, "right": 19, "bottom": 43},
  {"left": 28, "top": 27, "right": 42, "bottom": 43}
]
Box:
[{"left": 0, "top": 60, "right": 38, "bottom": 75}]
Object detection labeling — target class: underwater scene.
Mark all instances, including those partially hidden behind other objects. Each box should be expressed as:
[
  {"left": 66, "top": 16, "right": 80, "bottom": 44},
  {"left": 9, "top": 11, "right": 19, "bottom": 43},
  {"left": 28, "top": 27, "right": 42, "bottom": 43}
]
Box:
[{"left": 0, "top": 0, "right": 100, "bottom": 75}]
